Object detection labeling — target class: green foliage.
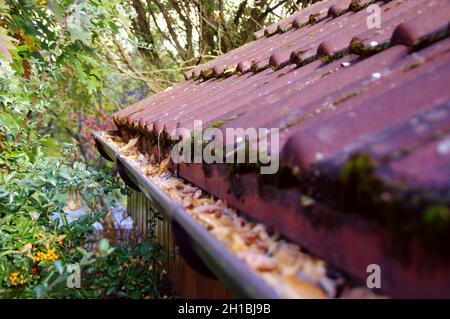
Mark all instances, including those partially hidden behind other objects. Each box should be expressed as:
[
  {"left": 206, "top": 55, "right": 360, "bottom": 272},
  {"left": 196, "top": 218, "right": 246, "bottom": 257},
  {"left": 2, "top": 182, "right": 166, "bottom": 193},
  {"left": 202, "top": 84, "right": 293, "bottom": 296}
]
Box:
[
  {"left": 0, "top": 186, "right": 163, "bottom": 299},
  {"left": 0, "top": 0, "right": 159, "bottom": 299},
  {"left": 0, "top": 210, "right": 100, "bottom": 298},
  {"left": 83, "top": 239, "right": 163, "bottom": 298},
  {"left": 423, "top": 205, "right": 450, "bottom": 227}
]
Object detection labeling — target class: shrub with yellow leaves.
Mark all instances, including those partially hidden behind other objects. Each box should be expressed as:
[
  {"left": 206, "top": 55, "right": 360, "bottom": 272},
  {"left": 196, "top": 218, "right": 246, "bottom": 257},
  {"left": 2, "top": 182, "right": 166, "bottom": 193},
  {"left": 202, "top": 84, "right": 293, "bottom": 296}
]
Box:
[
  {"left": 8, "top": 272, "right": 25, "bottom": 286},
  {"left": 33, "top": 249, "right": 60, "bottom": 263}
]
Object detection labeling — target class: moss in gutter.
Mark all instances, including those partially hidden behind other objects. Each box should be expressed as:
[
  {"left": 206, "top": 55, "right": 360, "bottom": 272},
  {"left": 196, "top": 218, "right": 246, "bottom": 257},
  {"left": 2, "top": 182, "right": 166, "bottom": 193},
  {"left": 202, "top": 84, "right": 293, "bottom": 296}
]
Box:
[
  {"left": 290, "top": 49, "right": 309, "bottom": 67},
  {"left": 308, "top": 13, "right": 321, "bottom": 25},
  {"left": 207, "top": 114, "right": 240, "bottom": 129},
  {"left": 277, "top": 22, "right": 293, "bottom": 34},
  {"left": 216, "top": 65, "right": 238, "bottom": 78},
  {"left": 201, "top": 68, "right": 214, "bottom": 80},
  {"left": 403, "top": 59, "right": 425, "bottom": 72},
  {"left": 349, "top": 0, "right": 379, "bottom": 12},
  {"left": 321, "top": 49, "right": 349, "bottom": 65},
  {"left": 333, "top": 88, "right": 366, "bottom": 105},
  {"left": 349, "top": 38, "right": 389, "bottom": 58},
  {"left": 410, "top": 30, "right": 450, "bottom": 53},
  {"left": 339, "top": 153, "right": 386, "bottom": 213},
  {"left": 349, "top": 38, "right": 366, "bottom": 56},
  {"left": 209, "top": 120, "right": 226, "bottom": 128},
  {"left": 349, "top": 0, "right": 363, "bottom": 12},
  {"left": 320, "top": 70, "right": 333, "bottom": 78}
]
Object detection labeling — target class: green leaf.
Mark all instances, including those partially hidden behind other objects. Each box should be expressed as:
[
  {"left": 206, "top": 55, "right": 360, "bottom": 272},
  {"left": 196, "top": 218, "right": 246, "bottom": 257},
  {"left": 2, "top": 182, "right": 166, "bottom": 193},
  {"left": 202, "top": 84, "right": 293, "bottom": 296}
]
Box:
[
  {"left": 47, "top": 0, "right": 66, "bottom": 24},
  {"left": 67, "top": 8, "right": 93, "bottom": 45}
]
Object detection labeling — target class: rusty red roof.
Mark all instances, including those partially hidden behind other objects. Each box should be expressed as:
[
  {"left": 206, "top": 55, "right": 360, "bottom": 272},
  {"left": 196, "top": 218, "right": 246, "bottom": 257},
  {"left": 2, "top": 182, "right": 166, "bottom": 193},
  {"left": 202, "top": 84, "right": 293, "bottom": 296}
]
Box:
[{"left": 111, "top": 0, "right": 450, "bottom": 297}]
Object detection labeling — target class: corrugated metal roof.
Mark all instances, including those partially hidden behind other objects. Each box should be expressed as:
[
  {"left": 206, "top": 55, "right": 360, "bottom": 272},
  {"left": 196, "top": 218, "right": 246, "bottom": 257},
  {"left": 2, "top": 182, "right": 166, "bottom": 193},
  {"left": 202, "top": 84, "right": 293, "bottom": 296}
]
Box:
[{"left": 111, "top": 0, "right": 450, "bottom": 297}]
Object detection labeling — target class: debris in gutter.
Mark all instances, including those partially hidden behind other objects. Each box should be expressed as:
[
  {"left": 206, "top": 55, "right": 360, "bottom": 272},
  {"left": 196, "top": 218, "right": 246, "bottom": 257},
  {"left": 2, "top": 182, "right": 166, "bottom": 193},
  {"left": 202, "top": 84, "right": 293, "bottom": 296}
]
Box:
[{"left": 101, "top": 132, "right": 382, "bottom": 299}]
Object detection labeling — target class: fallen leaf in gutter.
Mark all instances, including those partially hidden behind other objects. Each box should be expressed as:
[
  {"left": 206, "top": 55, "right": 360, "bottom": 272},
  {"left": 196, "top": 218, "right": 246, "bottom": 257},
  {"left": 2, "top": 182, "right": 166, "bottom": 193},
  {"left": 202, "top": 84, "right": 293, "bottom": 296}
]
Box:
[
  {"left": 182, "top": 197, "right": 193, "bottom": 208},
  {"left": 283, "top": 276, "right": 328, "bottom": 299},
  {"left": 192, "top": 204, "right": 223, "bottom": 214},
  {"left": 211, "top": 226, "right": 232, "bottom": 241},
  {"left": 120, "top": 137, "right": 139, "bottom": 151},
  {"left": 236, "top": 251, "right": 277, "bottom": 272},
  {"left": 196, "top": 214, "right": 222, "bottom": 229},
  {"left": 193, "top": 189, "right": 202, "bottom": 199},
  {"left": 149, "top": 154, "right": 155, "bottom": 164},
  {"left": 168, "top": 191, "right": 183, "bottom": 203},
  {"left": 302, "top": 259, "right": 327, "bottom": 281},
  {"left": 136, "top": 154, "right": 147, "bottom": 166},
  {"left": 319, "top": 276, "right": 341, "bottom": 298},
  {"left": 145, "top": 166, "right": 157, "bottom": 176},
  {"left": 230, "top": 233, "right": 250, "bottom": 253},
  {"left": 181, "top": 185, "right": 197, "bottom": 194},
  {"left": 192, "top": 198, "right": 214, "bottom": 206},
  {"left": 157, "top": 156, "right": 171, "bottom": 175}
]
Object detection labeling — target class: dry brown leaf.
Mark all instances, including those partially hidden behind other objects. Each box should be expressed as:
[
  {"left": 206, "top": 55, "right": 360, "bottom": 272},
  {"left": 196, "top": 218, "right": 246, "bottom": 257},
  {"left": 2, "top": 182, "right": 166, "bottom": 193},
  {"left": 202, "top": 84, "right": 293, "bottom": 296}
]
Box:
[
  {"left": 210, "top": 226, "right": 232, "bottom": 241},
  {"left": 192, "top": 204, "right": 222, "bottom": 214},
  {"left": 120, "top": 137, "right": 139, "bottom": 151},
  {"left": 136, "top": 154, "right": 147, "bottom": 166},
  {"left": 261, "top": 273, "right": 327, "bottom": 299},
  {"left": 217, "top": 214, "right": 234, "bottom": 227},
  {"left": 182, "top": 185, "right": 197, "bottom": 193},
  {"left": 145, "top": 166, "right": 157, "bottom": 176},
  {"left": 149, "top": 154, "right": 156, "bottom": 164},
  {"left": 237, "top": 251, "right": 277, "bottom": 272},
  {"left": 196, "top": 214, "right": 221, "bottom": 229},
  {"left": 168, "top": 191, "right": 183, "bottom": 203},
  {"left": 157, "top": 156, "right": 171, "bottom": 175},
  {"left": 273, "top": 245, "right": 305, "bottom": 276},
  {"left": 164, "top": 178, "right": 184, "bottom": 189},
  {"left": 181, "top": 197, "right": 193, "bottom": 208},
  {"left": 229, "top": 233, "right": 248, "bottom": 253},
  {"left": 192, "top": 198, "right": 214, "bottom": 206},
  {"left": 283, "top": 276, "right": 328, "bottom": 299},
  {"left": 302, "top": 259, "right": 327, "bottom": 281},
  {"left": 193, "top": 189, "right": 202, "bottom": 199},
  {"left": 233, "top": 217, "right": 245, "bottom": 229}
]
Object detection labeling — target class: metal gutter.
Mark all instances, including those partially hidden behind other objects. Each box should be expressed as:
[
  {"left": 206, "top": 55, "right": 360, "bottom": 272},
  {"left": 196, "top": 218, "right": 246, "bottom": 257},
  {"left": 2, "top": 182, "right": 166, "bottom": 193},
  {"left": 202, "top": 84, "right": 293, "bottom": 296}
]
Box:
[{"left": 93, "top": 131, "right": 280, "bottom": 299}]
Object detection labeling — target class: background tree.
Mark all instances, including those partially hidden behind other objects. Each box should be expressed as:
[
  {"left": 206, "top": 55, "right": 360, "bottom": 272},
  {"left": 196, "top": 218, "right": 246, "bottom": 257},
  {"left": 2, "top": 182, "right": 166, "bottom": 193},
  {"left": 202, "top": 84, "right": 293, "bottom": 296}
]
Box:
[{"left": 100, "top": 0, "right": 321, "bottom": 92}]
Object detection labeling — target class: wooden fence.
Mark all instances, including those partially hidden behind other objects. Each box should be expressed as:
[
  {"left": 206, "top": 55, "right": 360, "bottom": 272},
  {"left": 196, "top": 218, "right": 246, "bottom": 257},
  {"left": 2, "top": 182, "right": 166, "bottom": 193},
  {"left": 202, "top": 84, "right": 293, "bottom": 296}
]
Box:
[{"left": 127, "top": 190, "right": 232, "bottom": 298}]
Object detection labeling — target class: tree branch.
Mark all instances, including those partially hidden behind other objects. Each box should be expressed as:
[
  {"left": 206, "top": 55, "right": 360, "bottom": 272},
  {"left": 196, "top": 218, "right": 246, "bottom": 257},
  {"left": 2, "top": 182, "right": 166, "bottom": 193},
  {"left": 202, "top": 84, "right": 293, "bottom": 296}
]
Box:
[
  {"left": 152, "top": 0, "right": 188, "bottom": 59},
  {"left": 13, "top": 0, "right": 77, "bottom": 145}
]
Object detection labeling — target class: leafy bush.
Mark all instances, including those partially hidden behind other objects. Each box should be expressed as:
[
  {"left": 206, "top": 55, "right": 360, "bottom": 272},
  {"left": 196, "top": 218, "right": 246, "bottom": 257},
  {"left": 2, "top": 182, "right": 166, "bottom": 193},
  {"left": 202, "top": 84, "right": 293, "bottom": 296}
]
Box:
[
  {"left": 83, "top": 239, "right": 163, "bottom": 299},
  {"left": 0, "top": 0, "right": 165, "bottom": 299}
]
